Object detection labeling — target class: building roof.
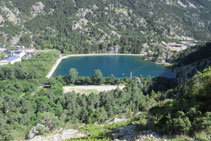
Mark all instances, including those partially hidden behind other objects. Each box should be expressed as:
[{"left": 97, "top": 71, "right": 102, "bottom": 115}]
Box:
[
  {"left": 8, "top": 50, "right": 22, "bottom": 54},
  {"left": 0, "top": 46, "right": 6, "bottom": 49},
  {"left": 4, "top": 56, "right": 21, "bottom": 62}
]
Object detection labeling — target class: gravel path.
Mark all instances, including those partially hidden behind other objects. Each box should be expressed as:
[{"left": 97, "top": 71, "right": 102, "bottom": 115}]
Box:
[
  {"left": 46, "top": 56, "right": 63, "bottom": 78},
  {"left": 63, "top": 85, "right": 125, "bottom": 94}
]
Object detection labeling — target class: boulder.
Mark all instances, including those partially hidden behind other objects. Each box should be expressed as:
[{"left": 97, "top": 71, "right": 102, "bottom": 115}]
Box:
[{"left": 27, "top": 124, "right": 46, "bottom": 139}]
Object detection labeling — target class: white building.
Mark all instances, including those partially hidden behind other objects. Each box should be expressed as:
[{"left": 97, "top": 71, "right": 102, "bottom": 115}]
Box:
[
  {"left": 8, "top": 50, "right": 26, "bottom": 57},
  {"left": 0, "top": 60, "right": 9, "bottom": 66},
  {"left": 0, "top": 56, "right": 21, "bottom": 66},
  {"left": 0, "top": 46, "right": 6, "bottom": 52}
]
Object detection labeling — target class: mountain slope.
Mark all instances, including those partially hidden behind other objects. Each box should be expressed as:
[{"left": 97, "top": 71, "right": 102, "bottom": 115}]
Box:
[
  {"left": 150, "top": 66, "right": 211, "bottom": 136},
  {"left": 0, "top": 0, "right": 211, "bottom": 54},
  {"left": 172, "top": 41, "right": 211, "bottom": 81}
]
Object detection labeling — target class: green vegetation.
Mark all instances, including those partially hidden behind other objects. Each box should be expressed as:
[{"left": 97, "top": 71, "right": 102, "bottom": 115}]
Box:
[
  {"left": 0, "top": 44, "right": 210, "bottom": 140},
  {"left": 61, "top": 68, "right": 125, "bottom": 86},
  {"left": 171, "top": 41, "right": 211, "bottom": 79},
  {"left": 172, "top": 41, "right": 211, "bottom": 66},
  {"left": 93, "top": 69, "right": 104, "bottom": 85},
  {"left": 69, "top": 68, "right": 79, "bottom": 84},
  {"left": 67, "top": 67, "right": 211, "bottom": 140},
  {"left": 0, "top": 0, "right": 211, "bottom": 138},
  {"left": 1, "top": 0, "right": 211, "bottom": 58},
  {"left": 0, "top": 53, "right": 176, "bottom": 140},
  {"left": 149, "top": 67, "right": 211, "bottom": 136},
  {"left": 0, "top": 52, "right": 60, "bottom": 140},
  {"left": 0, "top": 52, "right": 59, "bottom": 81},
  {"left": 0, "top": 52, "right": 59, "bottom": 95},
  {"left": 68, "top": 121, "right": 130, "bottom": 140}
]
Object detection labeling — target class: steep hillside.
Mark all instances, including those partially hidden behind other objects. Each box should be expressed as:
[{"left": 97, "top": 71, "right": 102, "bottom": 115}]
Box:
[
  {"left": 150, "top": 66, "right": 211, "bottom": 138},
  {"left": 172, "top": 41, "right": 211, "bottom": 81},
  {"left": 0, "top": 0, "right": 211, "bottom": 54}
]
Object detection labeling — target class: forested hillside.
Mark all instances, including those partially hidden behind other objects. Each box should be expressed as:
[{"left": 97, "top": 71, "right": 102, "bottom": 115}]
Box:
[
  {"left": 0, "top": 51, "right": 210, "bottom": 140},
  {"left": 150, "top": 66, "right": 211, "bottom": 137},
  {"left": 172, "top": 41, "right": 211, "bottom": 81},
  {"left": 0, "top": 0, "right": 211, "bottom": 54},
  {"left": 0, "top": 51, "right": 176, "bottom": 140}
]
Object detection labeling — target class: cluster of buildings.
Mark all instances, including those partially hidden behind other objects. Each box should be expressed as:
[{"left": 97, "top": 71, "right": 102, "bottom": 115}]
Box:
[
  {"left": 164, "top": 40, "right": 198, "bottom": 52},
  {"left": 0, "top": 45, "right": 35, "bottom": 66}
]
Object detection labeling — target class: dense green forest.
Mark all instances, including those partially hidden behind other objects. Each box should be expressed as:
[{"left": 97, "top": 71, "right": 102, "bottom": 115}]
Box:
[
  {"left": 171, "top": 41, "right": 211, "bottom": 80},
  {"left": 0, "top": 52, "right": 60, "bottom": 140},
  {"left": 0, "top": 51, "right": 174, "bottom": 140},
  {"left": 172, "top": 41, "right": 211, "bottom": 66},
  {"left": 150, "top": 67, "right": 211, "bottom": 135},
  {"left": 0, "top": 49, "right": 210, "bottom": 140}
]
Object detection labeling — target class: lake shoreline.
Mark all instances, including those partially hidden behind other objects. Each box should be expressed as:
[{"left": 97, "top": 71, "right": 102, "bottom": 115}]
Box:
[{"left": 46, "top": 53, "right": 171, "bottom": 78}]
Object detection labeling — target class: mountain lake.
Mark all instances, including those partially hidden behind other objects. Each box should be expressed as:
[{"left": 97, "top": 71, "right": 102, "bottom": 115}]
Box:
[{"left": 53, "top": 55, "right": 175, "bottom": 78}]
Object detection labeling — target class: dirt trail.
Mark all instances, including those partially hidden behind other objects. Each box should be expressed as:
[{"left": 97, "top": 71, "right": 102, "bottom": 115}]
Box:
[{"left": 63, "top": 85, "right": 125, "bottom": 94}]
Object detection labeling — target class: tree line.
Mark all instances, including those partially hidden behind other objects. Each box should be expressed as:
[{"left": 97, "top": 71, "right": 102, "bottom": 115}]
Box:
[{"left": 58, "top": 68, "right": 128, "bottom": 85}]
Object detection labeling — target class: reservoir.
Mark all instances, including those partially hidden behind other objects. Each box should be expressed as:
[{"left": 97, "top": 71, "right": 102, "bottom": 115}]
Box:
[{"left": 52, "top": 56, "right": 175, "bottom": 78}]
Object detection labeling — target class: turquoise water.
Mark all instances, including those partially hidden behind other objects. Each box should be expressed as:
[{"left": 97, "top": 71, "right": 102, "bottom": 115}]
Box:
[{"left": 53, "top": 56, "right": 175, "bottom": 78}]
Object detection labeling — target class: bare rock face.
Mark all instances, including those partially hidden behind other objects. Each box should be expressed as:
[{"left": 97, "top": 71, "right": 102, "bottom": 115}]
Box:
[
  {"left": 177, "top": 0, "right": 187, "bottom": 8},
  {"left": 9, "top": 32, "right": 23, "bottom": 45},
  {"left": 106, "top": 116, "right": 130, "bottom": 124},
  {"left": 0, "top": 15, "right": 4, "bottom": 24},
  {"left": 31, "top": 2, "right": 45, "bottom": 17},
  {"left": 27, "top": 124, "right": 46, "bottom": 139},
  {"left": 112, "top": 125, "right": 138, "bottom": 141},
  {"left": 1, "top": 7, "right": 17, "bottom": 23},
  {"left": 76, "top": 8, "right": 92, "bottom": 18},
  {"left": 72, "top": 18, "right": 89, "bottom": 30},
  {"left": 26, "top": 128, "right": 88, "bottom": 141},
  {"left": 135, "top": 130, "right": 167, "bottom": 141}
]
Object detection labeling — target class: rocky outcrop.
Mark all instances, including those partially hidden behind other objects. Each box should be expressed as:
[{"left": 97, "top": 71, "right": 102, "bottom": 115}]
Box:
[
  {"left": 27, "top": 124, "right": 46, "bottom": 139},
  {"left": 0, "top": 15, "right": 5, "bottom": 24},
  {"left": 26, "top": 128, "right": 88, "bottom": 141},
  {"left": 31, "top": 2, "right": 45, "bottom": 17},
  {"left": 112, "top": 125, "right": 138, "bottom": 141},
  {"left": 135, "top": 130, "right": 167, "bottom": 141},
  {"left": 112, "top": 127, "right": 168, "bottom": 141},
  {"left": 106, "top": 116, "right": 130, "bottom": 124},
  {"left": 1, "top": 7, "right": 17, "bottom": 23},
  {"left": 10, "top": 33, "right": 22, "bottom": 45}
]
